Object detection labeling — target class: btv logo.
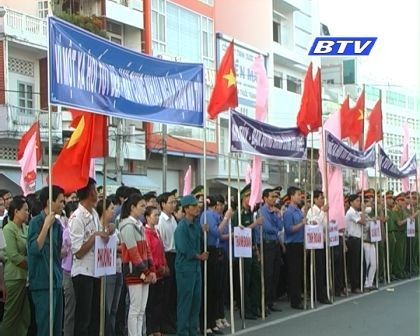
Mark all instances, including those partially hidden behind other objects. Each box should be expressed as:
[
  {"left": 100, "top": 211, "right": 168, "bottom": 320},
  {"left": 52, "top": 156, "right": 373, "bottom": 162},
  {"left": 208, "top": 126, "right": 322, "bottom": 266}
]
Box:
[{"left": 308, "top": 37, "right": 377, "bottom": 56}]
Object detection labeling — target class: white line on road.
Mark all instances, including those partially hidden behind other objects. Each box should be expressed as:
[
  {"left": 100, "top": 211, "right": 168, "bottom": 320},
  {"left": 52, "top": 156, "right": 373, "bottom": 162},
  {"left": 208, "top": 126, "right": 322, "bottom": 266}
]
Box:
[{"left": 232, "top": 277, "right": 419, "bottom": 335}]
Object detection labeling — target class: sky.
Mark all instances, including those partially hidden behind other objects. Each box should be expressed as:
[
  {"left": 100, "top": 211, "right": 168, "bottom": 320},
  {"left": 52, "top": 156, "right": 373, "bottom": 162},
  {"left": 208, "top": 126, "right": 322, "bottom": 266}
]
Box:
[{"left": 318, "top": 0, "right": 419, "bottom": 90}]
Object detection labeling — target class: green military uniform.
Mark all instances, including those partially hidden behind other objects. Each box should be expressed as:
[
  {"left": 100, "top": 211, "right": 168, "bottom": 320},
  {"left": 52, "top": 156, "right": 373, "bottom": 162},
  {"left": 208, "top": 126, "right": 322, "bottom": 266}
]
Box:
[
  {"left": 386, "top": 207, "right": 398, "bottom": 278},
  {"left": 232, "top": 208, "right": 261, "bottom": 317},
  {"left": 0, "top": 222, "right": 30, "bottom": 336},
  {"left": 393, "top": 206, "right": 408, "bottom": 278}
]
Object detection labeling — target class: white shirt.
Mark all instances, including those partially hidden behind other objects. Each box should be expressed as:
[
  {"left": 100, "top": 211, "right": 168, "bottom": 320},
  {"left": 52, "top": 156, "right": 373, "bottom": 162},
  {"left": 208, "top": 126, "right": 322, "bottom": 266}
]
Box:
[
  {"left": 70, "top": 204, "right": 100, "bottom": 277},
  {"left": 345, "top": 206, "right": 362, "bottom": 238},
  {"left": 157, "top": 211, "right": 177, "bottom": 252},
  {"left": 307, "top": 205, "right": 328, "bottom": 230}
]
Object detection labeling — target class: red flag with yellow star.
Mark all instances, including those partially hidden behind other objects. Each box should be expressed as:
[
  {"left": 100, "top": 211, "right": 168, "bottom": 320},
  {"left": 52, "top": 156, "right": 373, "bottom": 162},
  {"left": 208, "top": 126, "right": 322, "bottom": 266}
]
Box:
[
  {"left": 207, "top": 41, "right": 238, "bottom": 119},
  {"left": 51, "top": 113, "right": 97, "bottom": 193},
  {"left": 341, "top": 90, "right": 365, "bottom": 144}
]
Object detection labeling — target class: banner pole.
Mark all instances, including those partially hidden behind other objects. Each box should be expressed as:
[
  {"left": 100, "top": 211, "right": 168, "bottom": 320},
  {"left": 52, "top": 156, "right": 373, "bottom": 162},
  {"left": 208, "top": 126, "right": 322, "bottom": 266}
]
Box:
[
  {"left": 46, "top": 17, "right": 54, "bottom": 336},
  {"left": 203, "top": 119, "right": 208, "bottom": 336},
  {"left": 260, "top": 208, "right": 265, "bottom": 320},
  {"left": 301, "top": 159, "right": 307, "bottom": 310},
  {"left": 374, "top": 144, "right": 379, "bottom": 289},
  {"left": 236, "top": 155, "right": 245, "bottom": 329},
  {"left": 360, "top": 85, "right": 366, "bottom": 294},
  {"left": 227, "top": 111, "right": 235, "bottom": 334},
  {"left": 99, "top": 118, "right": 108, "bottom": 336},
  {"left": 322, "top": 126, "right": 332, "bottom": 302},
  {"left": 310, "top": 133, "right": 315, "bottom": 309}
]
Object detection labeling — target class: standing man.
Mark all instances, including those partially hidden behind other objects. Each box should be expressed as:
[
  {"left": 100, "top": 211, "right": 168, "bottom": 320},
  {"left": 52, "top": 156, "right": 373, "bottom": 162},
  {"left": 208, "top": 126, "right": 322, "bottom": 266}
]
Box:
[
  {"left": 70, "top": 178, "right": 109, "bottom": 336},
  {"left": 306, "top": 190, "right": 331, "bottom": 304},
  {"left": 174, "top": 195, "right": 208, "bottom": 336},
  {"left": 260, "top": 188, "right": 283, "bottom": 312},
  {"left": 345, "top": 194, "right": 366, "bottom": 293},
  {"left": 27, "top": 186, "right": 65, "bottom": 336},
  {"left": 283, "top": 186, "right": 306, "bottom": 310},
  {"left": 157, "top": 191, "right": 178, "bottom": 334},
  {"left": 232, "top": 184, "right": 263, "bottom": 319}
]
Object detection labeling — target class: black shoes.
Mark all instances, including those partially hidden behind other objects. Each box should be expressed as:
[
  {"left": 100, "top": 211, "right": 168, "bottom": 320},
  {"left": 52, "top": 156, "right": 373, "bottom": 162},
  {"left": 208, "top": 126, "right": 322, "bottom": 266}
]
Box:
[
  {"left": 291, "top": 303, "right": 304, "bottom": 310},
  {"left": 268, "top": 305, "right": 282, "bottom": 312}
]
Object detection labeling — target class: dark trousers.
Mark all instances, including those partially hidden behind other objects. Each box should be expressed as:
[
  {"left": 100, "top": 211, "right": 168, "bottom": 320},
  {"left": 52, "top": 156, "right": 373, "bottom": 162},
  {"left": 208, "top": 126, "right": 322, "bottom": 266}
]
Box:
[
  {"left": 146, "top": 278, "right": 165, "bottom": 335},
  {"left": 315, "top": 249, "right": 328, "bottom": 301},
  {"left": 347, "top": 237, "right": 362, "bottom": 291},
  {"left": 263, "top": 241, "right": 281, "bottom": 307},
  {"left": 206, "top": 247, "right": 223, "bottom": 327},
  {"left": 31, "top": 288, "right": 63, "bottom": 336},
  {"left": 244, "top": 249, "right": 261, "bottom": 315},
  {"left": 286, "top": 243, "right": 304, "bottom": 307},
  {"left": 217, "top": 250, "right": 228, "bottom": 319},
  {"left": 72, "top": 275, "right": 100, "bottom": 336},
  {"left": 163, "top": 252, "right": 177, "bottom": 331},
  {"left": 333, "top": 237, "right": 345, "bottom": 294}
]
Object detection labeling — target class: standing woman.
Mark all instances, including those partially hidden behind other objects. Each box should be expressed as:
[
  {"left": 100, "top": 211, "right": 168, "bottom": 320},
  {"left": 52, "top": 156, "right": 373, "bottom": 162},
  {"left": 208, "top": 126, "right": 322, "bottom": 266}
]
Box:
[
  {"left": 0, "top": 196, "right": 30, "bottom": 336},
  {"left": 97, "top": 197, "right": 123, "bottom": 336},
  {"left": 119, "top": 194, "right": 157, "bottom": 336},
  {"left": 145, "top": 205, "right": 169, "bottom": 336}
]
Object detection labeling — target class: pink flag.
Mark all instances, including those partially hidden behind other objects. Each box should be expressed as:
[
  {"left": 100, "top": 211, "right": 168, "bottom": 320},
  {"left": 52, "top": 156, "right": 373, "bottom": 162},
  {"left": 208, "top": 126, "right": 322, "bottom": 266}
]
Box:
[
  {"left": 19, "top": 130, "right": 38, "bottom": 196},
  {"left": 245, "top": 163, "right": 252, "bottom": 184},
  {"left": 249, "top": 156, "right": 262, "bottom": 211},
  {"left": 318, "top": 111, "right": 346, "bottom": 230},
  {"left": 252, "top": 55, "right": 269, "bottom": 122},
  {"left": 401, "top": 122, "right": 410, "bottom": 192},
  {"left": 358, "top": 170, "right": 368, "bottom": 191},
  {"left": 183, "top": 165, "right": 192, "bottom": 196},
  {"left": 89, "top": 158, "right": 96, "bottom": 180}
]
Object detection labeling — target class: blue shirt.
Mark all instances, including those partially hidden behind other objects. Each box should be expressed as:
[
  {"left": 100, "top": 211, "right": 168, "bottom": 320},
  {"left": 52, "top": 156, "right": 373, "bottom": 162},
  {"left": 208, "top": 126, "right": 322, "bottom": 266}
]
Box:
[
  {"left": 284, "top": 204, "right": 304, "bottom": 243},
  {"left": 174, "top": 217, "right": 202, "bottom": 273},
  {"left": 200, "top": 209, "right": 221, "bottom": 248},
  {"left": 260, "top": 204, "right": 283, "bottom": 241},
  {"left": 27, "top": 212, "right": 63, "bottom": 291}
]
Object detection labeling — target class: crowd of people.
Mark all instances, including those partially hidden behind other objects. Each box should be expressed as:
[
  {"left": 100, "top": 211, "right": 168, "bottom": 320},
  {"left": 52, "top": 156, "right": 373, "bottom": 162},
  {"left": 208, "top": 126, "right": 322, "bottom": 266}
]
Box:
[{"left": 0, "top": 180, "right": 418, "bottom": 336}]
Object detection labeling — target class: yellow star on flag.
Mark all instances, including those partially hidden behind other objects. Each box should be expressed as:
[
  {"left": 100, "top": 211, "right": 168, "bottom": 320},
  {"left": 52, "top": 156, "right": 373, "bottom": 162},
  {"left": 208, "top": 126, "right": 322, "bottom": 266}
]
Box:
[
  {"left": 357, "top": 109, "right": 364, "bottom": 120},
  {"left": 67, "top": 116, "right": 85, "bottom": 148},
  {"left": 223, "top": 69, "right": 236, "bottom": 88}
]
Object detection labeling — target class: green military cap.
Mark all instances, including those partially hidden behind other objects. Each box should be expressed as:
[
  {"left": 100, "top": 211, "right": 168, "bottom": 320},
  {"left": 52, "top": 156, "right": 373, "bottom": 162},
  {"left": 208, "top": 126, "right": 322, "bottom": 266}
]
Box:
[
  {"left": 410, "top": 191, "right": 418, "bottom": 200},
  {"left": 180, "top": 195, "right": 198, "bottom": 207},
  {"left": 191, "top": 185, "right": 204, "bottom": 198},
  {"left": 240, "top": 183, "right": 251, "bottom": 199},
  {"left": 395, "top": 192, "right": 406, "bottom": 201},
  {"left": 385, "top": 190, "right": 394, "bottom": 199}
]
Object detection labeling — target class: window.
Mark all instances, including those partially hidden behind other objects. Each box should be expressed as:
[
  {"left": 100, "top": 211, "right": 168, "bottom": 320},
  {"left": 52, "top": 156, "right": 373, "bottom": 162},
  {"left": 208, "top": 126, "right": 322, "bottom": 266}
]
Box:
[
  {"left": 343, "top": 59, "right": 355, "bottom": 85},
  {"left": 18, "top": 83, "right": 34, "bottom": 112},
  {"left": 326, "top": 79, "right": 334, "bottom": 84},
  {"left": 273, "top": 12, "right": 288, "bottom": 45},
  {"left": 201, "top": 17, "right": 214, "bottom": 68},
  {"left": 200, "top": 0, "right": 214, "bottom": 5},
  {"left": 287, "top": 75, "right": 301, "bottom": 94},
  {"left": 107, "top": 21, "right": 123, "bottom": 45},
  {"left": 38, "top": 0, "right": 48, "bottom": 18},
  {"left": 386, "top": 91, "right": 406, "bottom": 108},
  {"left": 152, "top": 0, "right": 166, "bottom": 55},
  {"left": 274, "top": 70, "right": 283, "bottom": 88}
]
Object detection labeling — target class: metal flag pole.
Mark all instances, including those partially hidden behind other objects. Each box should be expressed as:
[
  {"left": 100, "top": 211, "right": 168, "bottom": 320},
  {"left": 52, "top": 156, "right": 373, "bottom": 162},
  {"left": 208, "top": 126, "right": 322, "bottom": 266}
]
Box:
[
  {"left": 203, "top": 118, "right": 208, "bottom": 336},
  {"left": 310, "top": 133, "right": 315, "bottom": 309},
  {"left": 360, "top": 175, "right": 365, "bottom": 293},
  {"left": 416, "top": 171, "right": 420, "bottom": 274},
  {"left": 409, "top": 184, "right": 414, "bottom": 278},
  {"left": 260, "top": 207, "right": 265, "bottom": 320},
  {"left": 46, "top": 16, "right": 54, "bottom": 335},
  {"left": 99, "top": 119, "right": 108, "bottom": 336},
  {"left": 236, "top": 155, "right": 245, "bottom": 329},
  {"left": 374, "top": 146, "right": 379, "bottom": 289},
  {"left": 227, "top": 111, "right": 235, "bottom": 334},
  {"left": 301, "top": 159, "right": 307, "bottom": 310},
  {"left": 322, "top": 126, "right": 332, "bottom": 302}
]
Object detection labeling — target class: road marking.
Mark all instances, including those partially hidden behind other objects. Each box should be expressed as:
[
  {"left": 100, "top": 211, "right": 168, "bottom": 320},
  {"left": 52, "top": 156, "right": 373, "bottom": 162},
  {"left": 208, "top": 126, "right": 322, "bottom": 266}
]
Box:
[{"left": 232, "top": 277, "right": 419, "bottom": 335}]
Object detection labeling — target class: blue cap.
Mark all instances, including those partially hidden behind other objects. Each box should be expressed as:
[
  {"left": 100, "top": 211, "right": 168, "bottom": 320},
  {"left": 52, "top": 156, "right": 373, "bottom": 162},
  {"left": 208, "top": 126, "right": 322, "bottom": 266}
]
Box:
[{"left": 180, "top": 195, "right": 198, "bottom": 207}]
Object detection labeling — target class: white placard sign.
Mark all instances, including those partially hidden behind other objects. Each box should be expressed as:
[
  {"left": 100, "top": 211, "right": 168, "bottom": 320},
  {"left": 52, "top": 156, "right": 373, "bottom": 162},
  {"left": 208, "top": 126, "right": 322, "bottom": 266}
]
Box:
[
  {"left": 305, "top": 224, "right": 324, "bottom": 250},
  {"left": 94, "top": 235, "right": 117, "bottom": 277},
  {"left": 234, "top": 227, "right": 252, "bottom": 258},
  {"left": 369, "top": 220, "right": 382, "bottom": 242},
  {"left": 328, "top": 221, "right": 339, "bottom": 247},
  {"left": 407, "top": 218, "right": 416, "bottom": 238}
]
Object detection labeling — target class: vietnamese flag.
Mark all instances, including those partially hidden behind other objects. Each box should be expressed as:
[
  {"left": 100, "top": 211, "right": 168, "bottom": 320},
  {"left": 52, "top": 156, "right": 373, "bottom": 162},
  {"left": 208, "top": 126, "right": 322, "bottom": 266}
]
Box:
[
  {"left": 341, "top": 90, "right": 365, "bottom": 144},
  {"left": 296, "top": 63, "right": 322, "bottom": 135},
  {"left": 18, "top": 122, "right": 41, "bottom": 196},
  {"left": 51, "top": 112, "right": 104, "bottom": 193},
  {"left": 364, "top": 99, "right": 383, "bottom": 149},
  {"left": 69, "top": 109, "right": 108, "bottom": 157},
  {"left": 207, "top": 40, "right": 238, "bottom": 119}
]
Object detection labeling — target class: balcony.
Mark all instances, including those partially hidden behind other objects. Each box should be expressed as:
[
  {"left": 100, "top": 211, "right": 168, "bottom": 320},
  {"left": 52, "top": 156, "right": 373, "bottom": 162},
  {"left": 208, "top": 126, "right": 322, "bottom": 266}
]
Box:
[
  {"left": 0, "top": 104, "right": 62, "bottom": 143},
  {"left": 0, "top": 7, "right": 47, "bottom": 49},
  {"left": 105, "top": 0, "right": 144, "bottom": 29}
]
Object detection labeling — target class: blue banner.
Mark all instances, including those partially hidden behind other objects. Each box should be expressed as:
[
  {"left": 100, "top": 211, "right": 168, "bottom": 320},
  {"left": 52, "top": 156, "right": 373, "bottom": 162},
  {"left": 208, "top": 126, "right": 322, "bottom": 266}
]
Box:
[
  {"left": 326, "top": 131, "right": 376, "bottom": 169},
  {"left": 230, "top": 110, "right": 307, "bottom": 160},
  {"left": 48, "top": 17, "right": 204, "bottom": 127},
  {"left": 379, "top": 147, "right": 417, "bottom": 179}
]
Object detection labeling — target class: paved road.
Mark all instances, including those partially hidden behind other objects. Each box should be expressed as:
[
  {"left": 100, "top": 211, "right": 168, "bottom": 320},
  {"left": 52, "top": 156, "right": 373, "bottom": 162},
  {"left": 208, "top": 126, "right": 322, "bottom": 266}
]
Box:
[{"left": 226, "top": 278, "right": 419, "bottom": 336}]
